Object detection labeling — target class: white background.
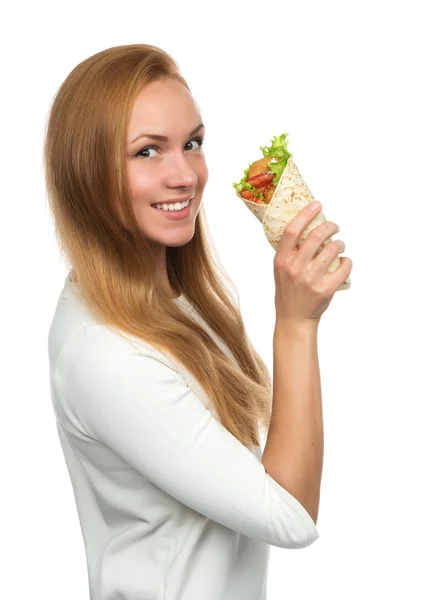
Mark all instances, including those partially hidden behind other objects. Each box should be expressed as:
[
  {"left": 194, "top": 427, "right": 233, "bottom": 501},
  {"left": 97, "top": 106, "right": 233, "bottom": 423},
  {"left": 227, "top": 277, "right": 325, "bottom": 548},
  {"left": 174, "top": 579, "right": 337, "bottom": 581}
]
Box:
[{"left": 2, "top": 1, "right": 432, "bottom": 598}]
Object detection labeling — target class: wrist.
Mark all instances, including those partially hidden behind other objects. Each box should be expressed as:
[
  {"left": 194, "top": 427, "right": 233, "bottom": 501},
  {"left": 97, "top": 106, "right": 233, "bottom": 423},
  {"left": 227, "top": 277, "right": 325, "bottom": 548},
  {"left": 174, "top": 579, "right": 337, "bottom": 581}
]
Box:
[{"left": 274, "top": 318, "right": 319, "bottom": 339}]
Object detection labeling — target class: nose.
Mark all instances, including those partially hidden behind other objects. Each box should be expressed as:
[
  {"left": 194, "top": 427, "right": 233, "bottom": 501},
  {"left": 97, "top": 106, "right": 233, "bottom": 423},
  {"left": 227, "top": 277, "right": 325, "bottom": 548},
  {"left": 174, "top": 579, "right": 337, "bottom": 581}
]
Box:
[{"left": 164, "top": 152, "right": 198, "bottom": 189}]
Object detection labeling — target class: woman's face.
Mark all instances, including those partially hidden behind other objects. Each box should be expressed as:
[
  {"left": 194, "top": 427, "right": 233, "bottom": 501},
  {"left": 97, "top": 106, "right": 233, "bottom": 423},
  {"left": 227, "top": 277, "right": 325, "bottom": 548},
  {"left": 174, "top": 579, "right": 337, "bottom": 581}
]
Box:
[{"left": 125, "top": 77, "right": 208, "bottom": 250}]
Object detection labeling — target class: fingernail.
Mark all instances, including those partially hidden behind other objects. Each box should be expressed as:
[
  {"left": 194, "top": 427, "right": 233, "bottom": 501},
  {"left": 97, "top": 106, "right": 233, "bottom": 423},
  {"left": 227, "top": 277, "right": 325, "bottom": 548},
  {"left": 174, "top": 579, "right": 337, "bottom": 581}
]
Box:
[{"left": 309, "top": 201, "right": 321, "bottom": 211}]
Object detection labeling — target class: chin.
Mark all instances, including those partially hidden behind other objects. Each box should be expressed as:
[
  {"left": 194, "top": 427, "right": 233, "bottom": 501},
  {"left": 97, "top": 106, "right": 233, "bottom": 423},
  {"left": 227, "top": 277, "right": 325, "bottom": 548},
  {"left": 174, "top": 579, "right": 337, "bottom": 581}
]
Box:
[
  {"left": 142, "top": 227, "right": 196, "bottom": 249},
  {"left": 166, "top": 229, "right": 196, "bottom": 247}
]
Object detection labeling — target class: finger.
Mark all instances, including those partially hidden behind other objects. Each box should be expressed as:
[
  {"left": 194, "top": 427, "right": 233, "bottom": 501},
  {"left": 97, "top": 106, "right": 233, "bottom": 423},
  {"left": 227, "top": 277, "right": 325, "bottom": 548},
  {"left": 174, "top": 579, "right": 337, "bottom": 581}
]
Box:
[
  {"left": 310, "top": 239, "right": 345, "bottom": 279},
  {"left": 276, "top": 202, "right": 322, "bottom": 257},
  {"left": 297, "top": 220, "right": 340, "bottom": 265},
  {"left": 321, "top": 257, "right": 353, "bottom": 293}
]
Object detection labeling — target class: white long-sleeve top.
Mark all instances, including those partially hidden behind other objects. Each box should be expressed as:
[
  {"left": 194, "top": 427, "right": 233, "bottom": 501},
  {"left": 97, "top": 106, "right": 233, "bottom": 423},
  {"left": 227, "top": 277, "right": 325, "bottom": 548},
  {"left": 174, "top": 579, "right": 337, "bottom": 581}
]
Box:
[{"left": 48, "top": 272, "right": 319, "bottom": 600}]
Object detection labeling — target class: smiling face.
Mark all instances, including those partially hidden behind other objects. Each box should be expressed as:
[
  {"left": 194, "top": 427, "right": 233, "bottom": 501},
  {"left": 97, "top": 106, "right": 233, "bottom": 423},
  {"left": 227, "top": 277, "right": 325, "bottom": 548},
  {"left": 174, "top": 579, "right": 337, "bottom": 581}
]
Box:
[{"left": 125, "top": 77, "right": 208, "bottom": 251}]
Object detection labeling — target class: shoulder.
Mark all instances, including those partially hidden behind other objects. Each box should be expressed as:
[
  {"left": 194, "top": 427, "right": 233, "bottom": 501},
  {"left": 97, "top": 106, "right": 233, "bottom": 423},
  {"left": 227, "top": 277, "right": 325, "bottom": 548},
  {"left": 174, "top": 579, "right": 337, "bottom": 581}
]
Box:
[{"left": 55, "top": 322, "right": 181, "bottom": 377}]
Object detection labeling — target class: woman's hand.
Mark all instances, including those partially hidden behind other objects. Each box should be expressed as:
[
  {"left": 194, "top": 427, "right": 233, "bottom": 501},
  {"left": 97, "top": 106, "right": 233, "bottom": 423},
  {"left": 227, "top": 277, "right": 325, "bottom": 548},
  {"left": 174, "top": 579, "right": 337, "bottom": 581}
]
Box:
[{"left": 273, "top": 202, "right": 353, "bottom": 325}]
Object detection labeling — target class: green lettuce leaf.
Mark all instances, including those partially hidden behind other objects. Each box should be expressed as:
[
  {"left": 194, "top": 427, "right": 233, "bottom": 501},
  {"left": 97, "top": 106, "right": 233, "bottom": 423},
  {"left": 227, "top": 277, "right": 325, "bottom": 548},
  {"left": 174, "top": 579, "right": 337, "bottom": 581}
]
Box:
[{"left": 260, "top": 133, "right": 292, "bottom": 186}]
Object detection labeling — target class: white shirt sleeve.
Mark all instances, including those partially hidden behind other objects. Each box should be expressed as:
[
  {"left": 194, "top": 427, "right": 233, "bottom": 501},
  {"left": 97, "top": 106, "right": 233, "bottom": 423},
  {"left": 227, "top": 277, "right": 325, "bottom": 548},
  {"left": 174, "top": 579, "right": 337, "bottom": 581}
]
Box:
[{"left": 54, "top": 324, "right": 319, "bottom": 549}]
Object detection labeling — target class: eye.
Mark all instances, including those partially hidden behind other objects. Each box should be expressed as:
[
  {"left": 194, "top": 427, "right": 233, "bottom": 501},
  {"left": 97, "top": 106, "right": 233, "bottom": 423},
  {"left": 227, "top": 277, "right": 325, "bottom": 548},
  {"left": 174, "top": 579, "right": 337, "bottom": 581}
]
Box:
[
  {"left": 136, "top": 146, "right": 158, "bottom": 159},
  {"left": 185, "top": 137, "right": 205, "bottom": 151},
  {"left": 136, "top": 136, "right": 205, "bottom": 159}
]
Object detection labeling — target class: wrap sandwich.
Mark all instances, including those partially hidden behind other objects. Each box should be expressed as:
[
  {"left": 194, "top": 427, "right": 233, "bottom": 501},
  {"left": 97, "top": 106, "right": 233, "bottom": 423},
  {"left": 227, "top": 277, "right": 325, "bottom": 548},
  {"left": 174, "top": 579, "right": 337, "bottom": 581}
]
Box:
[{"left": 233, "top": 133, "right": 351, "bottom": 291}]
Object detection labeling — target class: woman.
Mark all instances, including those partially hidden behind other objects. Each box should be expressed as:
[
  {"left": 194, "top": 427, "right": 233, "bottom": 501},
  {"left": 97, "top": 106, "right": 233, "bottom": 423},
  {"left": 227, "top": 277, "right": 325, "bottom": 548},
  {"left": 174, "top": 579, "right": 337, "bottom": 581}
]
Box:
[{"left": 46, "top": 44, "right": 351, "bottom": 599}]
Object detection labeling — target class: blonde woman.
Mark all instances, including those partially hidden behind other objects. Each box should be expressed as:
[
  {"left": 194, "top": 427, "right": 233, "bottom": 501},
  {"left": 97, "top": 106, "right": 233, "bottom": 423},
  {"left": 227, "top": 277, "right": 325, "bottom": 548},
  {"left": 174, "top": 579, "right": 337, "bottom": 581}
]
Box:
[{"left": 46, "top": 44, "right": 352, "bottom": 599}]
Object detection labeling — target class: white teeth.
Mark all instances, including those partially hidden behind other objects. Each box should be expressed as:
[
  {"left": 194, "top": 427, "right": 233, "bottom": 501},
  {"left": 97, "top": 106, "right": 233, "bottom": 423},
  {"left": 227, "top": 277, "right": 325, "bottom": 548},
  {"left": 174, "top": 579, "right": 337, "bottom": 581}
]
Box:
[{"left": 152, "top": 198, "right": 191, "bottom": 212}]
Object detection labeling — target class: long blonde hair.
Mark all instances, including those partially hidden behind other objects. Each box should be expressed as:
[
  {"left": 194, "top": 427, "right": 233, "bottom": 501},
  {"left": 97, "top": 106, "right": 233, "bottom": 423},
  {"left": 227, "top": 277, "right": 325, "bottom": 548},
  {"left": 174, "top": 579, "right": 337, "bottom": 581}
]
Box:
[{"left": 44, "top": 44, "right": 272, "bottom": 450}]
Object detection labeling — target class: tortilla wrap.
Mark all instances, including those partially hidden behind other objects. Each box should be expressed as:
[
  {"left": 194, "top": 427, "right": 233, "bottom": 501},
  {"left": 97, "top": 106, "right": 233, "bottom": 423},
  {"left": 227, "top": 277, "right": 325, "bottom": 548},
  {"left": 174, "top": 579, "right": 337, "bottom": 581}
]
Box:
[{"left": 236, "top": 155, "right": 351, "bottom": 292}]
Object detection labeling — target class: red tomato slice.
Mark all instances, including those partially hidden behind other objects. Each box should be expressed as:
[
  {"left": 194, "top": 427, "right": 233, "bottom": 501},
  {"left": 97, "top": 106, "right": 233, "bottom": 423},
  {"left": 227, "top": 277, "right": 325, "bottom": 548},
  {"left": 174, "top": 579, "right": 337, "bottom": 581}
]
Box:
[
  {"left": 240, "top": 189, "right": 263, "bottom": 204},
  {"left": 246, "top": 172, "right": 274, "bottom": 187}
]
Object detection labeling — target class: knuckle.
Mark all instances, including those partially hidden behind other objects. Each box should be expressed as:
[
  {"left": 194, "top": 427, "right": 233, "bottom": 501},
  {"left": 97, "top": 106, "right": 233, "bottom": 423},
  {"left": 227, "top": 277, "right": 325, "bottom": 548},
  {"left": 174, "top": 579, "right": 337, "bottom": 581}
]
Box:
[
  {"left": 274, "top": 256, "right": 284, "bottom": 270},
  {"left": 309, "top": 228, "right": 323, "bottom": 242},
  {"left": 283, "top": 222, "right": 297, "bottom": 237},
  {"left": 316, "top": 282, "right": 334, "bottom": 299},
  {"left": 286, "top": 260, "right": 302, "bottom": 280},
  {"left": 274, "top": 254, "right": 293, "bottom": 273}
]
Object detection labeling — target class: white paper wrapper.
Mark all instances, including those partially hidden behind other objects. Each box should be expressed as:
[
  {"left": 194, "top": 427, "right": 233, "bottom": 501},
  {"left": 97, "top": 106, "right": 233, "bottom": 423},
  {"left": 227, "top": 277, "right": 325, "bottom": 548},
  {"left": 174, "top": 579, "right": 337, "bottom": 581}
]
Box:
[{"left": 236, "top": 156, "right": 351, "bottom": 292}]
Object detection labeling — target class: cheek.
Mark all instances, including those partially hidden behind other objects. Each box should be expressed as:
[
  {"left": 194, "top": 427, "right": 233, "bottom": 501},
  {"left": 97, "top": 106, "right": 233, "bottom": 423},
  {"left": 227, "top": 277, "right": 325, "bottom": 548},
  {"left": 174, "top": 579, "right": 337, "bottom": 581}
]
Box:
[{"left": 127, "top": 164, "right": 153, "bottom": 200}]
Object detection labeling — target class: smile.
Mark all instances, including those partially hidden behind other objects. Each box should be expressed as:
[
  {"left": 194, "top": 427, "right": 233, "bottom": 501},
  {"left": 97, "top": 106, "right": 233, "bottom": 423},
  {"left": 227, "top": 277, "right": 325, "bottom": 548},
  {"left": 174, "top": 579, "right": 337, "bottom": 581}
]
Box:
[
  {"left": 152, "top": 197, "right": 192, "bottom": 212},
  {"left": 151, "top": 197, "right": 193, "bottom": 220}
]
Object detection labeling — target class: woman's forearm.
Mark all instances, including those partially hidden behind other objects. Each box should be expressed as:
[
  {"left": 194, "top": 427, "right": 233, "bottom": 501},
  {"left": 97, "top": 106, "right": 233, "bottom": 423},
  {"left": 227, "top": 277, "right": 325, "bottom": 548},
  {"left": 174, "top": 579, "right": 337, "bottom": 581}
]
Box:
[{"left": 261, "top": 320, "right": 324, "bottom": 524}]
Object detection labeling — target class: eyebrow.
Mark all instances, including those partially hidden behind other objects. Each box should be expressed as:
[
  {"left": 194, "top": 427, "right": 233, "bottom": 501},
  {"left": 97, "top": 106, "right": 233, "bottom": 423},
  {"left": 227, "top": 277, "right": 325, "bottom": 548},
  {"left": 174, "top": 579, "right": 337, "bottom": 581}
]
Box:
[{"left": 130, "top": 123, "right": 205, "bottom": 145}]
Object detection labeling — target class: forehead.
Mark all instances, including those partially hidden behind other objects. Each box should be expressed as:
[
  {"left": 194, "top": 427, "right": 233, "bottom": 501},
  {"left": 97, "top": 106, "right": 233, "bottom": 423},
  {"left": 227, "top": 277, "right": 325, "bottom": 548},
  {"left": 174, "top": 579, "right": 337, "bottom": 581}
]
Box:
[{"left": 128, "top": 78, "right": 201, "bottom": 132}]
